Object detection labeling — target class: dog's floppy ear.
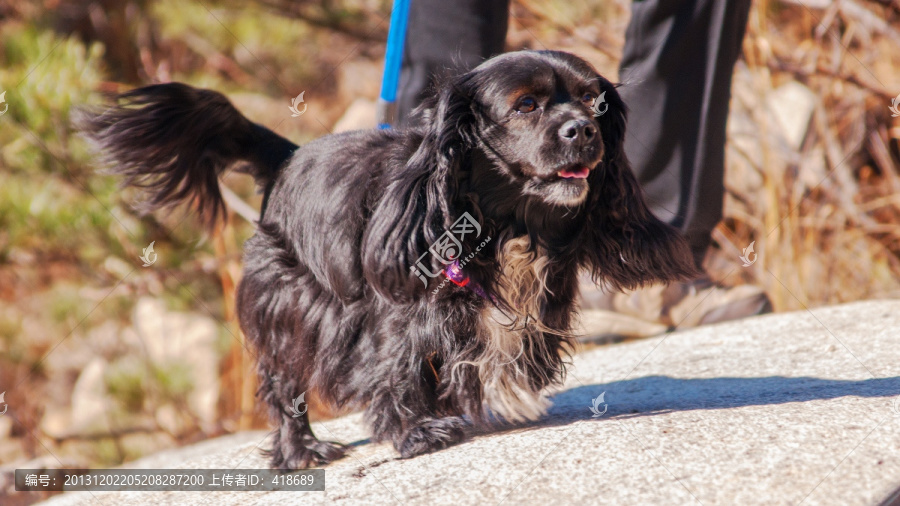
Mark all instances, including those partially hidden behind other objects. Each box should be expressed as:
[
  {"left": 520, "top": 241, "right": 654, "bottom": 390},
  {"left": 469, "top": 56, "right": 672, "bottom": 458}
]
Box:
[
  {"left": 362, "top": 76, "right": 474, "bottom": 302},
  {"left": 582, "top": 81, "right": 699, "bottom": 289}
]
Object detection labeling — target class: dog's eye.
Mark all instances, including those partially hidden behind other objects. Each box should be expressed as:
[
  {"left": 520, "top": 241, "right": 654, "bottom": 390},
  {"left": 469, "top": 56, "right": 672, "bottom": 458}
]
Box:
[
  {"left": 515, "top": 97, "right": 537, "bottom": 114},
  {"left": 581, "top": 93, "right": 595, "bottom": 105}
]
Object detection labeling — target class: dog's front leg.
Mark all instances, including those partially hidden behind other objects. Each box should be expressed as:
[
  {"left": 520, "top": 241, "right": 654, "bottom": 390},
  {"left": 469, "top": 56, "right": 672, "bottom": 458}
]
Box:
[
  {"left": 365, "top": 345, "right": 469, "bottom": 459},
  {"left": 396, "top": 415, "right": 468, "bottom": 459}
]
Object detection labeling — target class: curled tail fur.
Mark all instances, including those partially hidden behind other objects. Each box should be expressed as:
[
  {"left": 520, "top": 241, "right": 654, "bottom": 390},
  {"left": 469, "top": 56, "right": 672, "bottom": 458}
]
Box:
[{"left": 77, "top": 83, "right": 297, "bottom": 228}]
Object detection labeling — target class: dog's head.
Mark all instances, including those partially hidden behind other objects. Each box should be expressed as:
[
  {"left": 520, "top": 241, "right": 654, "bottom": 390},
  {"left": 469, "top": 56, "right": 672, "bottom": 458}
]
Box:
[
  {"left": 413, "top": 51, "right": 624, "bottom": 208},
  {"left": 364, "top": 50, "right": 697, "bottom": 302},
  {"left": 461, "top": 51, "right": 617, "bottom": 207}
]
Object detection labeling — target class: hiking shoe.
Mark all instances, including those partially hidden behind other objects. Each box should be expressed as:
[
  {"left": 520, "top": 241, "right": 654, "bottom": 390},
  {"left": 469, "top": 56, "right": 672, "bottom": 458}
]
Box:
[{"left": 578, "top": 274, "right": 772, "bottom": 339}]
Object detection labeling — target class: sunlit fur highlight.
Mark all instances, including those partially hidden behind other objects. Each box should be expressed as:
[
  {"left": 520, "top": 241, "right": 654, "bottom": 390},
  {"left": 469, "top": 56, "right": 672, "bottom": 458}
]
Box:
[
  {"left": 79, "top": 50, "right": 698, "bottom": 470},
  {"left": 450, "top": 236, "right": 559, "bottom": 423}
]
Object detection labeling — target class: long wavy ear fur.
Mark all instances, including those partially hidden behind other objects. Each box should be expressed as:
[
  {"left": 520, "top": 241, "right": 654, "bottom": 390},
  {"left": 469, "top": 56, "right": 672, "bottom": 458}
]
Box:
[
  {"left": 362, "top": 76, "right": 475, "bottom": 302},
  {"left": 583, "top": 80, "right": 699, "bottom": 289}
]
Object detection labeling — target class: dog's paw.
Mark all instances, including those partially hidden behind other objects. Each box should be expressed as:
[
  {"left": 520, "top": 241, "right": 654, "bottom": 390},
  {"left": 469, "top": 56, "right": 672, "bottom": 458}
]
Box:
[
  {"left": 269, "top": 434, "right": 348, "bottom": 471},
  {"left": 398, "top": 416, "right": 468, "bottom": 459}
]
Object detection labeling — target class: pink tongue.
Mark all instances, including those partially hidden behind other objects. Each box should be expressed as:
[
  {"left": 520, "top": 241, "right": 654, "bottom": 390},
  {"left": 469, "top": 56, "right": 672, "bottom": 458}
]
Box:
[{"left": 558, "top": 167, "right": 590, "bottom": 179}]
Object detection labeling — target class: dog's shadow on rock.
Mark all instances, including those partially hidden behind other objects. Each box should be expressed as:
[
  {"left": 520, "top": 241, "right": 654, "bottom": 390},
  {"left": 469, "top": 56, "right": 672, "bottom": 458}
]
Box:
[
  {"left": 340, "top": 375, "right": 900, "bottom": 454},
  {"left": 553, "top": 374, "right": 900, "bottom": 421},
  {"left": 478, "top": 375, "right": 900, "bottom": 436}
]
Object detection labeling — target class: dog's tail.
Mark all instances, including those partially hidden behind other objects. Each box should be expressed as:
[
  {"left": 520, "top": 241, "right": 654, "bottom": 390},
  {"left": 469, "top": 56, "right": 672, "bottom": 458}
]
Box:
[{"left": 77, "top": 83, "right": 297, "bottom": 228}]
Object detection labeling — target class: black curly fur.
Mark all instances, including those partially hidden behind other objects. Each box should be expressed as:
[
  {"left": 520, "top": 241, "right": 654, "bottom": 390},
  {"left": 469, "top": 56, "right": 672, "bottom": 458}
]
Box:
[{"left": 80, "top": 50, "right": 698, "bottom": 471}]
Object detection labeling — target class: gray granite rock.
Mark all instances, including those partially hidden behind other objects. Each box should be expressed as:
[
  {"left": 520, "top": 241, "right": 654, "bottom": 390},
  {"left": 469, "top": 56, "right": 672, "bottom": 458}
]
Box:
[{"left": 39, "top": 300, "right": 900, "bottom": 505}]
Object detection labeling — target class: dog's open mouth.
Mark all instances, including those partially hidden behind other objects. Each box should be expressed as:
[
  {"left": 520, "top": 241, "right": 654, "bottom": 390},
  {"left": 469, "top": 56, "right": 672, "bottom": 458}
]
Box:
[
  {"left": 557, "top": 166, "right": 590, "bottom": 179},
  {"left": 525, "top": 160, "right": 598, "bottom": 206}
]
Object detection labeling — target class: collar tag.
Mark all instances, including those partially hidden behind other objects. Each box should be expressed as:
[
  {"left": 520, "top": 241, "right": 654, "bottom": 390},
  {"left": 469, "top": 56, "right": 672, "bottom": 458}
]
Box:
[{"left": 444, "top": 260, "right": 470, "bottom": 287}]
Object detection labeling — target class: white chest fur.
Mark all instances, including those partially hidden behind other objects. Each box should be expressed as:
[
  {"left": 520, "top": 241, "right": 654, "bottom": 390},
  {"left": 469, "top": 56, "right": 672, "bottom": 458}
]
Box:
[{"left": 453, "top": 236, "right": 559, "bottom": 422}]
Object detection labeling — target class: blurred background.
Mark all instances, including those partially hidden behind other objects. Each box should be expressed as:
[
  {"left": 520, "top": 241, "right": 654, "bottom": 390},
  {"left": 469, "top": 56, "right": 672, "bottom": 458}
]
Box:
[{"left": 0, "top": 0, "right": 899, "bottom": 502}]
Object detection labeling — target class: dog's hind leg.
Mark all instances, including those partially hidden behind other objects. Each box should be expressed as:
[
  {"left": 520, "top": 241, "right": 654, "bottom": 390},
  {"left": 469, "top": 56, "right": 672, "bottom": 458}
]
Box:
[
  {"left": 238, "top": 227, "right": 347, "bottom": 470},
  {"left": 256, "top": 373, "right": 347, "bottom": 470}
]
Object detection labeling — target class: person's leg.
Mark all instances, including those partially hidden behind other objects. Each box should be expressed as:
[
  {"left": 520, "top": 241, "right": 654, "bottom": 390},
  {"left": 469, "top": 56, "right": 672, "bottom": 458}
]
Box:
[
  {"left": 618, "top": 0, "right": 752, "bottom": 268},
  {"left": 579, "top": 0, "right": 768, "bottom": 337},
  {"left": 396, "top": 0, "right": 509, "bottom": 126}
]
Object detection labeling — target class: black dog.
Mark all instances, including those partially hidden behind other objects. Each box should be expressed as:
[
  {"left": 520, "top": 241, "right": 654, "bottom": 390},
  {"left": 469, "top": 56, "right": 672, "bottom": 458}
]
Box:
[{"left": 80, "top": 50, "right": 697, "bottom": 470}]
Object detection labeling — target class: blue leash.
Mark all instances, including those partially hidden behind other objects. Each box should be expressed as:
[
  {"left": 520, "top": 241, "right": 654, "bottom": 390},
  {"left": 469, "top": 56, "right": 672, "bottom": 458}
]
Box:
[{"left": 376, "top": 0, "right": 411, "bottom": 129}]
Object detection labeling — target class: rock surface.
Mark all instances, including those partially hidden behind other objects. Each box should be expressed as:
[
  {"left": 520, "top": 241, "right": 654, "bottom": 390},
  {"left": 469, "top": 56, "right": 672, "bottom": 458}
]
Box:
[{"left": 39, "top": 300, "right": 900, "bottom": 505}]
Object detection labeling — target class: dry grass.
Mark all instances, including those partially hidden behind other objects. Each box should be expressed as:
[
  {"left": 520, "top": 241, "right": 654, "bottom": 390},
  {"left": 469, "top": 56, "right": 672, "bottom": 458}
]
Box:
[{"left": 718, "top": 0, "right": 900, "bottom": 310}]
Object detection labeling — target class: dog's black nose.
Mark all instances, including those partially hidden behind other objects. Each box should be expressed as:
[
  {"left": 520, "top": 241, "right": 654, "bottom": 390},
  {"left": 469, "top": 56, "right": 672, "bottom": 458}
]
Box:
[{"left": 558, "top": 119, "right": 596, "bottom": 144}]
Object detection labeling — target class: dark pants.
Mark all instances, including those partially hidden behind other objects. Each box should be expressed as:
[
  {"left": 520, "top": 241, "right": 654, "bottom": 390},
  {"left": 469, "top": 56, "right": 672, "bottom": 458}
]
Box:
[
  {"left": 396, "top": 0, "right": 509, "bottom": 124},
  {"left": 397, "top": 0, "right": 752, "bottom": 268}
]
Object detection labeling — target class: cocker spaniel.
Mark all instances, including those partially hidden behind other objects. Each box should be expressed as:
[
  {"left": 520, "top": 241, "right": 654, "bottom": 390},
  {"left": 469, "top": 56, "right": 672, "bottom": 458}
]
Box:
[{"left": 80, "top": 50, "right": 697, "bottom": 470}]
